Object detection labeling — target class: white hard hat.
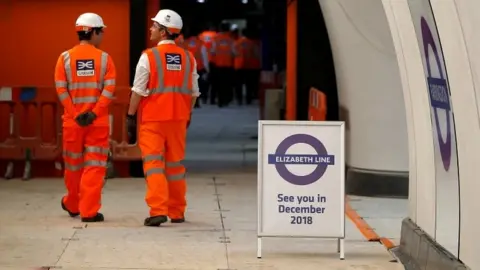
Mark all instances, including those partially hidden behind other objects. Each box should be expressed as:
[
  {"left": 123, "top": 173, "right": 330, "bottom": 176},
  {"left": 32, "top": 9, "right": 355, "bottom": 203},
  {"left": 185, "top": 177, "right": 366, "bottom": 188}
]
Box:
[
  {"left": 151, "top": 9, "right": 183, "bottom": 34},
  {"left": 75, "top": 13, "right": 106, "bottom": 32},
  {"left": 230, "top": 24, "right": 239, "bottom": 31}
]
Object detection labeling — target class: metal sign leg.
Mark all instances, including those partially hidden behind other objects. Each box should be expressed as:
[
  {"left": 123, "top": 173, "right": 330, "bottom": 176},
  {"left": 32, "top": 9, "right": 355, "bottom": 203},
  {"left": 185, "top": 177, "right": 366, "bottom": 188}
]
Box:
[
  {"left": 339, "top": 238, "right": 345, "bottom": 260},
  {"left": 257, "top": 237, "right": 262, "bottom": 258}
]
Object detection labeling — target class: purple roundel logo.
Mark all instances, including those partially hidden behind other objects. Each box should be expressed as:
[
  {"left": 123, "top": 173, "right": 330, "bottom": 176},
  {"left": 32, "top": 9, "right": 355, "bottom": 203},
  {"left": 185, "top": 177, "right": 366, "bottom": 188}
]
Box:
[
  {"left": 268, "top": 134, "right": 335, "bottom": 186},
  {"left": 421, "top": 17, "right": 452, "bottom": 171}
]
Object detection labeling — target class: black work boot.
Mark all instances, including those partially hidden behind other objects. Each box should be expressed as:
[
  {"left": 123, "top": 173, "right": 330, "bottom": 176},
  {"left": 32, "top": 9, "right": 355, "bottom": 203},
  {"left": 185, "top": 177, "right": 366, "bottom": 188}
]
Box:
[
  {"left": 61, "top": 197, "right": 79, "bottom": 217},
  {"left": 81, "top": 213, "right": 104, "bottom": 222},
  {"left": 144, "top": 215, "right": 168, "bottom": 227},
  {"left": 170, "top": 217, "right": 185, "bottom": 223}
]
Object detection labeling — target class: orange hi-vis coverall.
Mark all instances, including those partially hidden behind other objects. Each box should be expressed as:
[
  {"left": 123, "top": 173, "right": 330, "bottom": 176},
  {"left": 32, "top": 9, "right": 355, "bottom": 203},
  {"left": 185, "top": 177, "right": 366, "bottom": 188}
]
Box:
[
  {"left": 138, "top": 42, "right": 196, "bottom": 219},
  {"left": 198, "top": 31, "right": 216, "bottom": 61},
  {"left": 54, "top": 44, "right": 116, "bottom": 218},
  {"left": 184, "top": 36, "right": 208, "bottom": 72},
  {"left": 233, "top": 36, "right": 260, "bottom": 70},
  {"left": 210, "top": 32, "right": 235, "bottom": 68}
]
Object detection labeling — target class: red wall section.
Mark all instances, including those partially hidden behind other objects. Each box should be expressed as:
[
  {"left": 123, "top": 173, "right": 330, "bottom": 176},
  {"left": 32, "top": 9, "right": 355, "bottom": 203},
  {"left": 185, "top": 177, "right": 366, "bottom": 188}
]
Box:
[{"left": 0, "top": 0, "right": 130, "bottom": 87}]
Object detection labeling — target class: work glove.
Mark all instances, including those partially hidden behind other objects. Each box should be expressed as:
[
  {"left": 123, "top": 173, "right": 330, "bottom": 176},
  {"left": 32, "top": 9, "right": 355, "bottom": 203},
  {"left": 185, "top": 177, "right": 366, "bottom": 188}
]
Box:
[
  {"left": 75, "top": 111, "right": 97, "bottom": 127},
  {"left": 126, "top": 114, "right": 137, "bottom": 139}
]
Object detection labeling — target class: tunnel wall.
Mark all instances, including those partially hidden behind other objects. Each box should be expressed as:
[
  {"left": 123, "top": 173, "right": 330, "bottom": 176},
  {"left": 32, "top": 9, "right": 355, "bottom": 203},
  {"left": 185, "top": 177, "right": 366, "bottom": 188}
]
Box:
[
  {"left": 317, "top": 0, "right": 409, "bottom": 197},
  {"left": 452, "top": 1, "right": 480, "bottom": 267},
  {"left": 381, "top": 0, "right": 479, "bottom": 268}
]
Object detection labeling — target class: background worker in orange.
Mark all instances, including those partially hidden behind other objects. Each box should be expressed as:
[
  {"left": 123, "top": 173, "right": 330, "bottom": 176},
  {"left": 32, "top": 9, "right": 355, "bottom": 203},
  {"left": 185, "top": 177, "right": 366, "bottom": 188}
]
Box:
[
  {"left": 184, "top": 25, "right": 210, "bottom": 108},
  {"left": 54, "top": 13, "right": 116, "bottom": 223},
  {"left": 126, "top": 9, "right": 200, "bottom": 227},
  {"left": 230, "top": 24, "right": 240, "bottom": 41},
  {"left": 210, "top": 21, "right": 235, "bottom": 107},
  {"left": 233, "top": 27, "right": 261, "bottom": 105},
  {"left": 198, "top": 22, "right": 216, "bottom": 104},
  {"left": 198, "top": 22, "right": 217, "bottom": 53}
]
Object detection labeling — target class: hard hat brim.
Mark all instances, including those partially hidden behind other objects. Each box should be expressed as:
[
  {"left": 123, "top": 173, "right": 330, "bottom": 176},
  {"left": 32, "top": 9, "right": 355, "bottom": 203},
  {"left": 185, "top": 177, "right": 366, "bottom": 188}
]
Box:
[
  {"left": 151, "top": 19, "right": 181, "bottom": 34},
  {"left": 75, "top": 24, "right": 107, "bottom": 29}
]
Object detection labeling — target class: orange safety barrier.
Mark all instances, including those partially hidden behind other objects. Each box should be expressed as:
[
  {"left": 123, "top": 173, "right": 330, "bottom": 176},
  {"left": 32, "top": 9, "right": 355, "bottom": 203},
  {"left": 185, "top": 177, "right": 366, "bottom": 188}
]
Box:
[
  {"left": 308, "top": 87, "right": 327, "bottom": 121},
  {"left": 109, "top": 89, "right": 142, "bottom": 161},
  {"left": 0, "top": 86, "right": 141, "bottom": 180},
  {"left": 259, "top": 70, "right": 284, "bottom": 120},
  {"left": 0, "top": 86, "right": 63, "bottom": 179},
  {"left": 107, "top": 88, "right": 143, "bottom": 179}
]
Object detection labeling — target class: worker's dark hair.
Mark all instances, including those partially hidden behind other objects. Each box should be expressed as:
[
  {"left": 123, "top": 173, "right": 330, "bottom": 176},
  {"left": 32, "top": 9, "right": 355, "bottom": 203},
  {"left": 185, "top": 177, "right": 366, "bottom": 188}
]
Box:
[
  {"left": 219, "top": 22, "right": 230, "bottom": 32},
  {"left": 77, "top": 28, "right": 103, "bottom": 41},
  {"left": 159, "top": 25, "right": 179, "bottom": 40}
]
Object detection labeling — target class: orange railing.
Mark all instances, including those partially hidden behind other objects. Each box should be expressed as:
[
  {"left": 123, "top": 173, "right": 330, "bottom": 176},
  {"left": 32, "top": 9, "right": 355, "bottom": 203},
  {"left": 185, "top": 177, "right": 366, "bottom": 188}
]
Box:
[{"left": 308, "top": 87, "right": 327, "bottom": 121}]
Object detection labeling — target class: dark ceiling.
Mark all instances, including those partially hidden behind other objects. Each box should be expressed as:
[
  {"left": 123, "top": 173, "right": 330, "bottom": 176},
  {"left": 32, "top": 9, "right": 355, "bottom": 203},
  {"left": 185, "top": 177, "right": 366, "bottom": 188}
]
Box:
[{"left": 160, "top": 0, "right": 260, "bottom": 25}]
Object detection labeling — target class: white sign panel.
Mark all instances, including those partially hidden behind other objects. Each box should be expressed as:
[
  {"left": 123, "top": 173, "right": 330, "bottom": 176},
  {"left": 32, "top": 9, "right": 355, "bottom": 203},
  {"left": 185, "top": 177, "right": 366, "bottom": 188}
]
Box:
[{"left": 257, "top": 120, "right": 345, "bottom": 259}]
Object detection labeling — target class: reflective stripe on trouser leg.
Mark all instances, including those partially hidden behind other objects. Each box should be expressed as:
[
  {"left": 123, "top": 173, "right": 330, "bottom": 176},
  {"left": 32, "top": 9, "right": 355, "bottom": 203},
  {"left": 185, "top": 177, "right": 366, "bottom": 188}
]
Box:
[
  {"left": 79, "top": 131, "right": 109, "bottom": 218},
  {"left": 143, "top": 153, "right": 169, "bottom": 216},
  {"left": 62, "top": 129, "right": 84, "bottom": 213},
  {"left": 166, "top": 160, "right": 187, "bottom": 219}
]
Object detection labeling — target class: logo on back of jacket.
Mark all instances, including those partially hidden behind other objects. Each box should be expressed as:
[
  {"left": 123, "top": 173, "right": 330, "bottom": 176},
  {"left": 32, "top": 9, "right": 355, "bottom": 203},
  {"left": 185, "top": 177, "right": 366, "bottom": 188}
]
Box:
[
  {"left": 165, "top": 53, "right": 182, "bottom": 71},
  {"left": 76, "top": 59, "right": 95, "bottom": 76}
]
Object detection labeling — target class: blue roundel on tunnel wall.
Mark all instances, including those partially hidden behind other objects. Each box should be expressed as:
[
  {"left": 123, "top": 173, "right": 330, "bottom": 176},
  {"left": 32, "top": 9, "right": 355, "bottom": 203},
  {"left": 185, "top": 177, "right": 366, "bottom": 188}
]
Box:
[
  {"left": 407, "top": 0, "right": 460, "bottom": 258},
  {"left": 420, "top": 18, "right": 453, "bottom": 171}
]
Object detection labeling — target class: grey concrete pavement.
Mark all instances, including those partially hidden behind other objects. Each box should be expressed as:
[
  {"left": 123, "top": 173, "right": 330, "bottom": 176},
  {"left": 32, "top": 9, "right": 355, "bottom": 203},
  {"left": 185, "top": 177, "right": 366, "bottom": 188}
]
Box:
[
  {"left": 185, "top": 104, "right": 258, "bottom": 172},
  {"left": 348, "top": 195, "right": 407, "bottom": 245},
  {"left": 0, "top": 104, "right": 406, "bottom": 270},
  {"left": 0, "top": 176, "right": 403, "bottom": 270}
]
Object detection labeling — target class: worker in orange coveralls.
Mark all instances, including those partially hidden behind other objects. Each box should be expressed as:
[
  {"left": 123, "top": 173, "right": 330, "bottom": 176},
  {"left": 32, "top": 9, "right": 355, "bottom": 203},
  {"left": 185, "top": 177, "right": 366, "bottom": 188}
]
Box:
[
  {"left": 126, "top": 9, "right": 200, "bottom": 227},
  {"left": 198, "top": 22, "right": 216, "bottom": 64},
  {"left": 210, "top": 21, "right": 236, "bottom": 107},
  {"left": 184, "top": 26, "right": 210, "bottom": 108},
  {"left": 54, "top": 13, "right": 116, "bottom": 223},
  {"left": 233, "top": 28, "right": 261, "bottom": 105}
]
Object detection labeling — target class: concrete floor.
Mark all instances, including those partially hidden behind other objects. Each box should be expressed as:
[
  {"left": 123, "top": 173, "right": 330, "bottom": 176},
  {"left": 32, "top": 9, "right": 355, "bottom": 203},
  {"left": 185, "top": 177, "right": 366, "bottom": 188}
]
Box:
[
  {"left": 0, "top": 104, "right": 407, "bottom": 270},
  {"left": 348, "top": 195, "right": 407, "bottom": 245},
  {"left": 0, "top": 175, "right": 404, "bottom": 270}
]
